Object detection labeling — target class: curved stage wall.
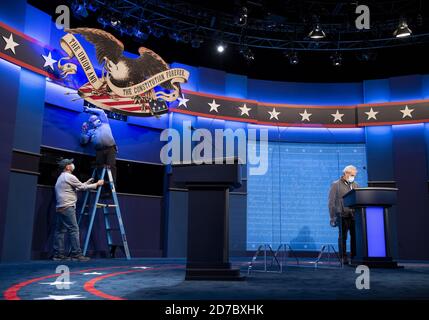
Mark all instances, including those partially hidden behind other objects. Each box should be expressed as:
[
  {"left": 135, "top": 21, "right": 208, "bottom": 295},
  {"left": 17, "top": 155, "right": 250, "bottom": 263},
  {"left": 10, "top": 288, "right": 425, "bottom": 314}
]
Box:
[{"left": 0, "top": 2, "right": 429, "bottom": 261}]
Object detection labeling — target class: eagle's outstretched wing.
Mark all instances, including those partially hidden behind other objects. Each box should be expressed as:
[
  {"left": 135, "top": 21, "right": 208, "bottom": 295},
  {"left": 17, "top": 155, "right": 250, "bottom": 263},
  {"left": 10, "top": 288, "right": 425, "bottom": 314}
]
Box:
[
  {"left": 137, "top": 47, "right": 174, "bottom": 90},
  {"left": 66, "top": 28, "right": 124, "bottom": 64},
  {"left": 137, "top": 47, "right": 169, "bottom": 76}
]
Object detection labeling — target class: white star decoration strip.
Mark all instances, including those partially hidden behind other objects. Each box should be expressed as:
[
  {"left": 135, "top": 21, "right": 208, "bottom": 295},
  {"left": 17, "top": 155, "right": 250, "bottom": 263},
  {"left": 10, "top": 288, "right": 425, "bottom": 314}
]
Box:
[
  {"left": 0, "top": 29, "right": 425, "bottom": 127},
  {"left": 2, "top": 33, "right": 19, "bottom": 55},
  {"left": 365, "top": 107, "right": 378, "bottom": 120},
  {"left": 42, "top": 51, "right": 57, "bottom": 70},
  {"left": 35, "top": 295, "right": 85, "bottom": 300},
  {"left": 131, "top": 266, "right": 151, "bottom": 269},
  {"left": 268, "top": 108, "right": 280, "bottom": 120},
  {"left": 39, "top": 281, "right": 75, "bottom": 286},
  {"left": 239, "top": 103, "right": 251, "bottom": 116},
  {"left": 299, "top": 109, "right": 312, "bottom": 122},
  {"left": 177, "top": 95, "right": 189, "bottom": 108},
  {"left": 82, "top": 272, "right": 104, "bottom": 275},
  {"left": 331, "top": 110, "right": 345, "bottom": 122},
  {"left": 400, "top": 105, "right": 414, "bottom": 118},
  {"left": 208, "top": 99, "right": 220, "bottom": 113}
]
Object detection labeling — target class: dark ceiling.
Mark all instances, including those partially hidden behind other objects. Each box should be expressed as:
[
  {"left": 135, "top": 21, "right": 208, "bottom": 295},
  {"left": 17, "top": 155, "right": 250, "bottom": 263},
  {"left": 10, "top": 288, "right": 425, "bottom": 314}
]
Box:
[{"left": 28, "top": 0, "right": 429, "bottom": 83}]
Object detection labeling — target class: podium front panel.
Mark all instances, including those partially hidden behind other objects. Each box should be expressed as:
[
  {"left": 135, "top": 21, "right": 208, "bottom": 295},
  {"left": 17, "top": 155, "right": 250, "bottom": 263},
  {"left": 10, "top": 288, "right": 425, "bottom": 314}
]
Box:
[{"left": 366, "top": 207, "right": 387, "bottom": 257}]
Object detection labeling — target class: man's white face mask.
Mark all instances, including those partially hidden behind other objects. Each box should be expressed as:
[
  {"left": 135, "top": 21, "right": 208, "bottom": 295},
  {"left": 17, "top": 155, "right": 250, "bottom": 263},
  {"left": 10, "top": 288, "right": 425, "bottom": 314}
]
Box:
[
  {"left": 91, "top": 119, "right": 102, "bottom": 128},
  {"left": 69, "top": 163, "right": 75, "bottom": 172},
  {"left": 347, "top": 175, "right": 355, "bottom": 183},
  {"left": 89, "top": 115, "right": 102, "bottom": 128}
]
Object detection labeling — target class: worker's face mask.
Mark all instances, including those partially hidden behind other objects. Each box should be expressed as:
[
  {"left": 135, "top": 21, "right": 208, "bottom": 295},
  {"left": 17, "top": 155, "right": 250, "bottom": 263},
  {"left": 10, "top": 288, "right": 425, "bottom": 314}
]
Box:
[
  {"left": 91, "top": 119, "right": 102, "bottom": 128},
  {"left": 347, "top": 175, "right": 355, "bottom": 183},
  {"left": 89, "top": 115, "right": 102, "bottom": 128},
  {"left": 69, "top": 164, "right": 75, "bottom": 172}
]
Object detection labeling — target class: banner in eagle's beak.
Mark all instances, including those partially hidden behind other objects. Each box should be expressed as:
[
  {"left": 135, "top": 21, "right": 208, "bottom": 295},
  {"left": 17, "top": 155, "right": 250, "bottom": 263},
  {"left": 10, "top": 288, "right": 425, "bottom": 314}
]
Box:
[{"left": 58, "top": 31, "right": 189, "bottom": 117}]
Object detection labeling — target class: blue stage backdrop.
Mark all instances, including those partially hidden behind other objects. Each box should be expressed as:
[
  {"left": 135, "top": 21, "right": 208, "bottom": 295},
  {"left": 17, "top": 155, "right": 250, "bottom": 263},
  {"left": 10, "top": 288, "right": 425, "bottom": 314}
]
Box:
[{"left": 247, "top": 142, "right": 368, "bottom": 251}]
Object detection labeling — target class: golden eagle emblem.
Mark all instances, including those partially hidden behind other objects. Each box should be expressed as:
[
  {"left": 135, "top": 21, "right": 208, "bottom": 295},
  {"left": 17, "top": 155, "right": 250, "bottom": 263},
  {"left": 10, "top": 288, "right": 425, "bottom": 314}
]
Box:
[{"left": 58, "top": 28, "right": 189, "bottom": 117}]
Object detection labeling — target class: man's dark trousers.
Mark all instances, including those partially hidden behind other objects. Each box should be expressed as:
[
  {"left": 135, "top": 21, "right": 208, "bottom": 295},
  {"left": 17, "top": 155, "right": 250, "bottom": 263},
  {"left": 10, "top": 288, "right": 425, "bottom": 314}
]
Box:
[
  {"left": 96, "top": 145, "right": 117, "bottom": 182},
  {"left": 338, "top": 216, "right": 356, "bottom": 261}
]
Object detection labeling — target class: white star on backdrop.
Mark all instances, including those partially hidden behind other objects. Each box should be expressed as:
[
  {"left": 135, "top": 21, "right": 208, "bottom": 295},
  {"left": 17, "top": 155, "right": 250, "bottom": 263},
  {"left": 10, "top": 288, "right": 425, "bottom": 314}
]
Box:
[
  {"left": 365, "top": 107, "right": 378, "bottom": 120},
  {"left": 208, "top": 99, "right": 220, "bottom": 113},
  {"left": 299, "top": 109, "right": 312, "bottom": 122},
  {"left": 35, "top": 295, "right": 85, "bottom": 300},
  {"left": 82, "top": 272, "right": 104, "bottom": 275},
  {"left": 400, "top": 105, "right": 414, "bottom": 118},
  {"left": 177, "top": 95, "right": 189, "bottom": 108},
  {"left": 2, "top": 33, "right": 19, "bottom": 55},
  {"left": 238, "top": 104, "right": 251, "bottom": 116},
  {"left": 39, "top": 281, "right": 75, "bottom": 286},
  {"left": 331, "top": 110, "right": 345, "bottom": 122},
  {"left": 268, "top": 108, "right": 280, "bottom": 120},
  {"left": 42, "top": 51, "right": 57, "bottom": 70}
]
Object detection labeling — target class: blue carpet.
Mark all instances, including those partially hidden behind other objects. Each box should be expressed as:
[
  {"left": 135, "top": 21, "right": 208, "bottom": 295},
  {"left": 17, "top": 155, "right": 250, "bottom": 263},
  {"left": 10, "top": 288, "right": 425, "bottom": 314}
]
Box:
[{"left": 1, "top": 258, "right": 429, "bottom": 300}]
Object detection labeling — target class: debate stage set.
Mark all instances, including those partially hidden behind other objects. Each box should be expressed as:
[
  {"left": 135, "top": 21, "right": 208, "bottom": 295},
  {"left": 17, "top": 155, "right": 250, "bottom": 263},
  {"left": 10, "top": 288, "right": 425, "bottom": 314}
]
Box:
[{"left": 1, "top": 0, "right": 429, "bottom": 311}]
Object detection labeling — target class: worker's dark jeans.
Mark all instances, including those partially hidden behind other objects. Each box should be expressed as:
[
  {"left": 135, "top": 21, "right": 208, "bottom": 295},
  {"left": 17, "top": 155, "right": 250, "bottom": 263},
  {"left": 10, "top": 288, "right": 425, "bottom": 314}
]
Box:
[
  {"left": 338, "top": 216, "right": 356, "bottom": 261},
  {"left": 53, "top": 206, "right": 82, "bottom": 257},
  {"left": 96, "top": 145, "right": 117, "bottom": 183}
]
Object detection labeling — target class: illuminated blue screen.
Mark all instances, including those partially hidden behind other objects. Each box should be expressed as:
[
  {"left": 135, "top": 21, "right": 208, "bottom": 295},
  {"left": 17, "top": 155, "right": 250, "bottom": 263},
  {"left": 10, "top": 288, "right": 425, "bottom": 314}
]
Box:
[{"left": 247, "top": 142, "right": 368, "bottom": 251}]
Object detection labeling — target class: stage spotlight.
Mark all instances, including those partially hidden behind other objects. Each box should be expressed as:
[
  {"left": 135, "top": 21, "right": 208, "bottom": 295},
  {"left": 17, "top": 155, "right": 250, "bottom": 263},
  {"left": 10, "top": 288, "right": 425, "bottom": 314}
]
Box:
[
  {"left": 330, "top": 52, "right": 342, "bottom": 66},
  {"left": 72, "top": 1, "right": 89, "bottom": 18},
  {"left": 110, "top": 17, "right": 121, "bottom": 27},
  {"left": 216, "top": 43, "right": 226, "bottom": 53},
  {"left": 288, "top": 51, "right": 299, "bottom": 65},
  {"left": 237, "top": 7, "right": 248, "bottom": 26},
  {"left": 309, "top": 24, "right": 326, "bottom": 39},
  {"left": 394, "top": 20, "right": 412, "bottom": 38},
  {"left": 240, "top": 46, "right": 255, "bottom": 62}
]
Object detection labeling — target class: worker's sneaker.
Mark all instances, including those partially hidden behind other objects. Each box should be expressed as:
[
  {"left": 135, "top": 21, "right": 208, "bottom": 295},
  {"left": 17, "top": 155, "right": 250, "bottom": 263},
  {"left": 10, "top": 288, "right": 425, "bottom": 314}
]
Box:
[
  {"left": 52, "top": 255, "right": 70, "bottom": 261},
  {"left": 71, "top": 255, "right": 90, "bottom": 262}
]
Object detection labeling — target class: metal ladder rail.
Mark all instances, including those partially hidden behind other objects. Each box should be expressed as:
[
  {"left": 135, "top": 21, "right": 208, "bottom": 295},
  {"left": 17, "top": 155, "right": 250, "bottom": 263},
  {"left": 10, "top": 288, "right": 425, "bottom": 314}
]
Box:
[
  {"left": 105, "top": 168, "right": 130, "bottom": 259},
  {"left": 77, "top": 168, "right": 98, "bottom": 226},
  {"left": 82, "top": 167, "right": 105, "bottom": 257}
]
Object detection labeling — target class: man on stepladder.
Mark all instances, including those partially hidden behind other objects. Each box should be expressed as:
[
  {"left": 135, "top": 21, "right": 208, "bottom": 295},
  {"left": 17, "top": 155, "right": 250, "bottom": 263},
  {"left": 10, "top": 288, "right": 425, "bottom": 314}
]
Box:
[
  {"left": 53, "top": 158, "right": 104, "bottom": 261},
  {"left": 80, "top": 106, "right": 117, "bottom": 195}
]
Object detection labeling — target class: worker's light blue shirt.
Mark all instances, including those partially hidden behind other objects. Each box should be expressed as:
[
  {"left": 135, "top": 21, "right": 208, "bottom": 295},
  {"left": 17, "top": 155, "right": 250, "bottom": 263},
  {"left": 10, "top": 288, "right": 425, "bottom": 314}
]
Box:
[{"left": 80, "top": 108, "right": 116, "bottom": 150}]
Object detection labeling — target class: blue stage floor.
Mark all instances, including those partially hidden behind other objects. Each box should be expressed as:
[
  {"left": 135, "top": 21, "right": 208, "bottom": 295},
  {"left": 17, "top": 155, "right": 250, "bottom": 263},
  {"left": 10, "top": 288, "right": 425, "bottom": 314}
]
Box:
[{"left": 1, "top": 258, "right": 429, "bottom": 300}]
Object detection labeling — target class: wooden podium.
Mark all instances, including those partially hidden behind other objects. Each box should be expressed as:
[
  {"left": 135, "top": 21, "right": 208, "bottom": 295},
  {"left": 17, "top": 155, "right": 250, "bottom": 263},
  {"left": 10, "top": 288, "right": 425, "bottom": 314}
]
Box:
[
  {"left": 172, "top": 158, "right": 244, "bottom": 280},
  {"left": 343, "top": 187, "right": 400, "bottom": 268}
]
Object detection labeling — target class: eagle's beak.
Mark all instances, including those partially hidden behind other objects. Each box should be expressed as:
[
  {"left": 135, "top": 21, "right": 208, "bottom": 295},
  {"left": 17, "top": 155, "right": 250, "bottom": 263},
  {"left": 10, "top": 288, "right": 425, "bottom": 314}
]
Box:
[{"left": 103, "top": 57, "right": 112, "bottom": 73}]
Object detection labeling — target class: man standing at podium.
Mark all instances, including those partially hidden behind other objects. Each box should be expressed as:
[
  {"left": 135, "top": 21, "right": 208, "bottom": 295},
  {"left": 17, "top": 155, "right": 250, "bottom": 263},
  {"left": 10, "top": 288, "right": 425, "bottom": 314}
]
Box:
[{"left": 328, "top": 165, "right": 359, "bottom": 264}]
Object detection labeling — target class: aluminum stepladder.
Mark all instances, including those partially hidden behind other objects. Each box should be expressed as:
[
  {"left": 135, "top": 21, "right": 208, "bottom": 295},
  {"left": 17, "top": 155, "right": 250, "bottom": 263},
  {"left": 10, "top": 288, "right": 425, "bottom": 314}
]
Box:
[{"left": 77, "top": 166, "right": 131, "bottom": 260}]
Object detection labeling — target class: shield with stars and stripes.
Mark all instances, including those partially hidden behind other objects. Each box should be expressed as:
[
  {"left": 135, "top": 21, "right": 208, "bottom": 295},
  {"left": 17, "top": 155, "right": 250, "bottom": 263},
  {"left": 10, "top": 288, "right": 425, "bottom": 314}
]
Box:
[{"left": 77, "top": 82, "right": 168, "bottom": 117}]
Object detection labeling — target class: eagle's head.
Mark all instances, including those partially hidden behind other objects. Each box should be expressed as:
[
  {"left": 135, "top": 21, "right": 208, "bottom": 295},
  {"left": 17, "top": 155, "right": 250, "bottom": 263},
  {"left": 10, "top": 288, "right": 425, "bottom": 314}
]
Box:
[{"left": 104, "top": 57, "right": 129, "bottom": 81}]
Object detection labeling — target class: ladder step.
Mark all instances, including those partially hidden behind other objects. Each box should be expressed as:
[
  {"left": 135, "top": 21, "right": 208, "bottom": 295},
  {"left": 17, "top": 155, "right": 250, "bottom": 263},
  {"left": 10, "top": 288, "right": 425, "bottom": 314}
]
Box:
[
  {"left": 80, "top": 167, "right": 131, "bottom": 260},
  {"left": 106, "top": 227, "right": 120, "bottom": 231},
  {"left": 96, "top": 203, "right": 118, "bottom": 208}
]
